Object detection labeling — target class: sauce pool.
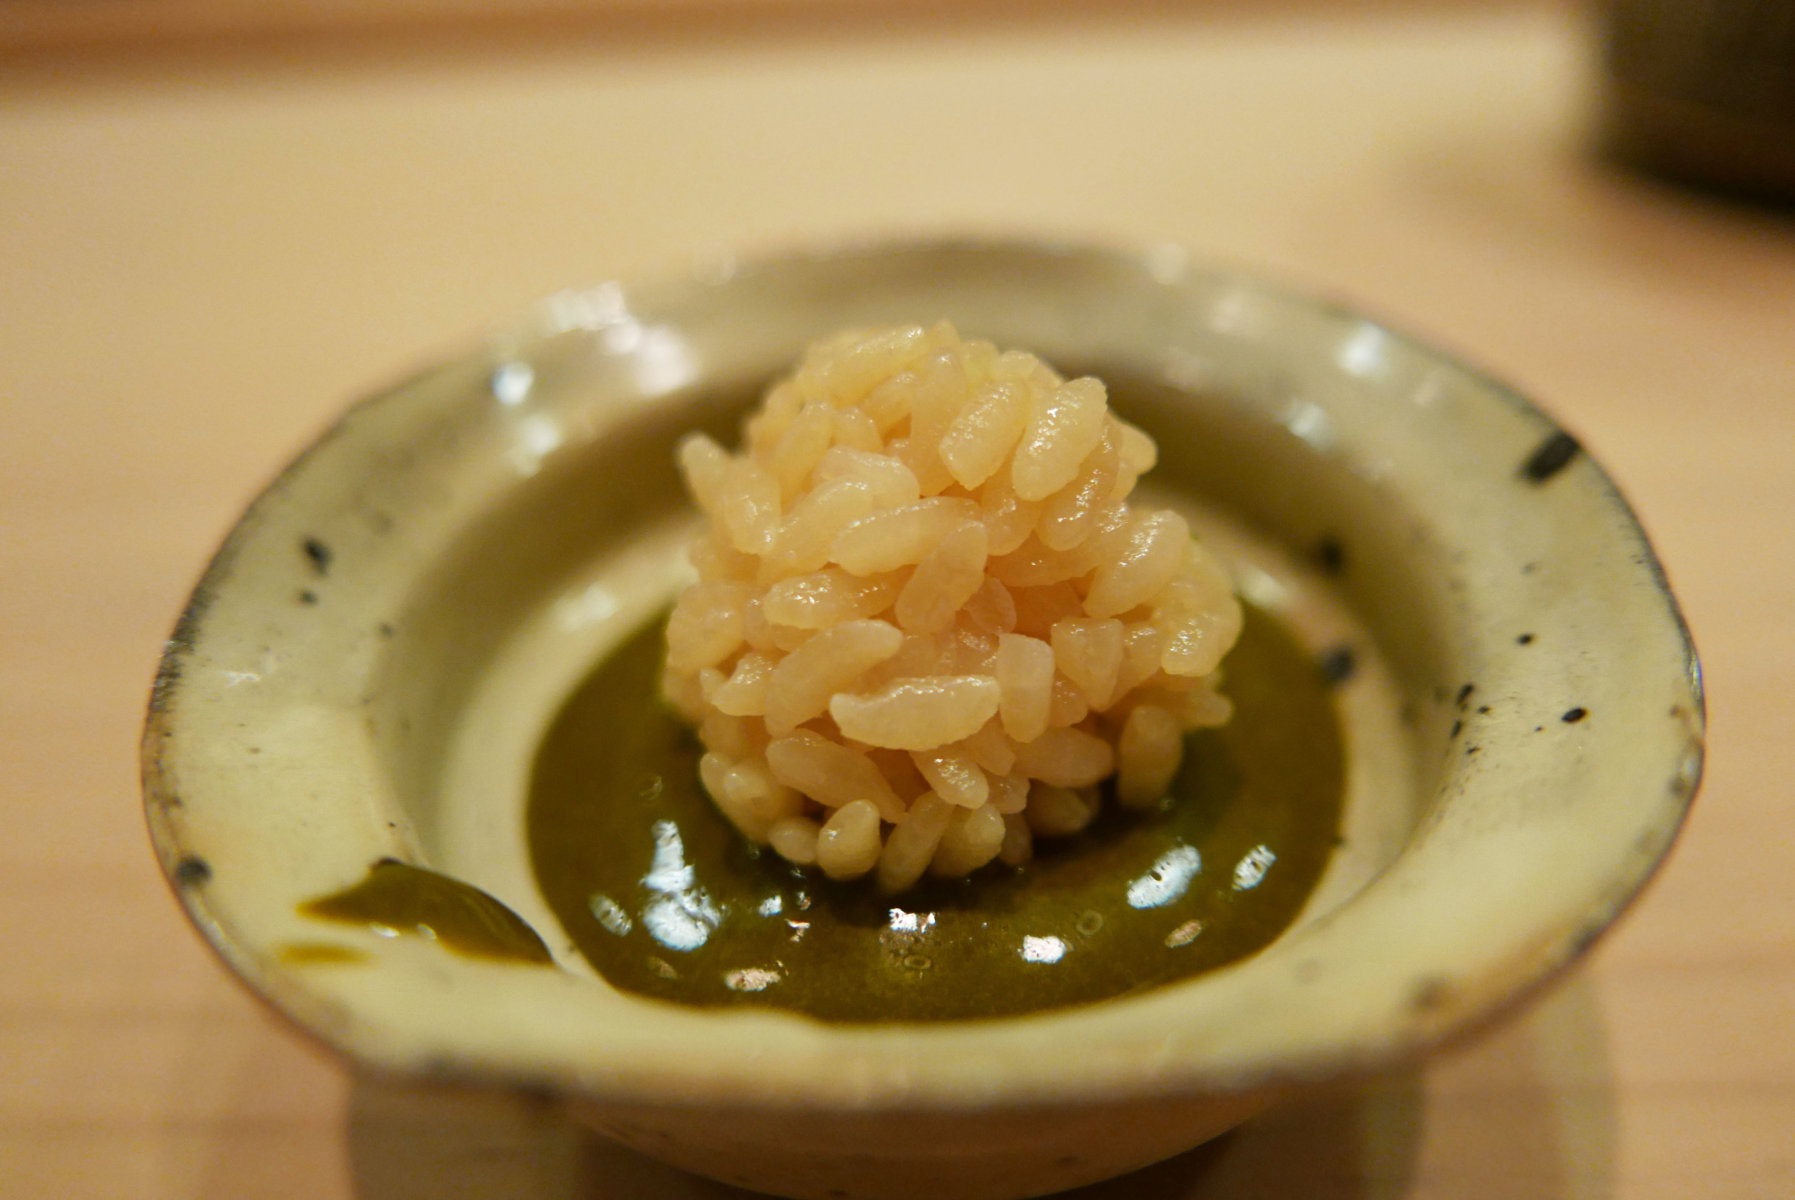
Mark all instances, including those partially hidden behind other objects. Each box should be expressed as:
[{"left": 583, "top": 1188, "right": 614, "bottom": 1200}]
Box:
[{"left": 526, "top": 601, "right": 1344, "bottom": 1022}]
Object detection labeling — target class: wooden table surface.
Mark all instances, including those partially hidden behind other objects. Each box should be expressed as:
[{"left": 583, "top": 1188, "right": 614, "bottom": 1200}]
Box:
[{"left": 4, "top": 5, "right": 1792, "bottom": 1197}]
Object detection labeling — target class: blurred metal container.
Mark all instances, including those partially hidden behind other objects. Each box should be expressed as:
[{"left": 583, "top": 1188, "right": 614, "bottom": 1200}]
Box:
[{"left": 1601, "top": 0, "right": 1795, "bottom": 200}]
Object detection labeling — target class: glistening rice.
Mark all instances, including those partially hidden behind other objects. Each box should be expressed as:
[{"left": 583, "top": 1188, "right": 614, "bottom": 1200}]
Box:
[{"left": 662, "top": 323, "right": 1242, "bottom": 892}]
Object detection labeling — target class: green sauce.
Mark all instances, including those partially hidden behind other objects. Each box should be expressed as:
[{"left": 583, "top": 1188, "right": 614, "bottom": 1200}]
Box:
[
  {"left": 277, "top": 941, "right": 371, "bottom": 966},
  {"left": 527, "top": 602, "right": 1343, "bottom": 1022},
  {"left": 300, "top": 859, "right": 554, "bottom": 966}
]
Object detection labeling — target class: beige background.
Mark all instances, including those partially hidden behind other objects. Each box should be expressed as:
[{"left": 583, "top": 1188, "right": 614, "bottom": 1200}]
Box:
[{"left": 3, "top": 4, "right": 1792, "bottom": 1197}]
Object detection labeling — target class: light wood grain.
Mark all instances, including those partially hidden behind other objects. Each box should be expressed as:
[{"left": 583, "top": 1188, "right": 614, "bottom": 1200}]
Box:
[
  {"left": 2, "top": 7, "right": 1790, "bottom": 1198},
  {"left": 0, "top": 0, "right": 1568, "bottom": 56}
]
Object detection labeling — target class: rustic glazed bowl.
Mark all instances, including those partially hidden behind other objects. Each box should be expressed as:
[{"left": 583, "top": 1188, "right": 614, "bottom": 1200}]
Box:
[{"left": 143, "top": 240, "right": 1703, "bottom": 1200}]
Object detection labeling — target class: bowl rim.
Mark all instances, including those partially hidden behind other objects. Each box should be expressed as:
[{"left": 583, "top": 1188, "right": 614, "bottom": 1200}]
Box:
[{"left": 142, "top": 235, "right": 1705, "bottom": 1110}]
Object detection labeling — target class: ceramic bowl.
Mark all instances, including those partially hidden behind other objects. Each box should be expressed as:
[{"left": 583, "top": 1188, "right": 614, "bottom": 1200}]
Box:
[{"left": 143, "top": 239, "right": 1703, "bottom": 1200}]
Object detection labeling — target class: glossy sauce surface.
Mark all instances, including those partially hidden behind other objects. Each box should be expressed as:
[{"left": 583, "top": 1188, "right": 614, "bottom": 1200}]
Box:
[{"left": 528, "top": 601, "right": 1343, "bottom": 1022}]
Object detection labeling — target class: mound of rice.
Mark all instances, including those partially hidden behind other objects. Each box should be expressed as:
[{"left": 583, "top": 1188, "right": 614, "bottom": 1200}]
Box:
[{"left": 661, "top": 323, "right": 1242, "bottom": 892}]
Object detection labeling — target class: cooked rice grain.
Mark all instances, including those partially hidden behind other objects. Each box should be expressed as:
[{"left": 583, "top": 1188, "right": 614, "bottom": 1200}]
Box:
[{"left": 664, "top": 323, "right": 1239, "bottom": 891}]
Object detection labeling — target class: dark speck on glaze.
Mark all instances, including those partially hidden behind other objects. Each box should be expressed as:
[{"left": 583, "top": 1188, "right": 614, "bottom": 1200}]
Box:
[
  {"left": 302, "top": 537, "right": 333, "bottom": 575},
  {"left": 1313, "top": 535, "right": 1346, "bottom": 575},
  {"left": 173, "top": 855, "right": 212, "bottom": 887},
  {"left": 1317, "top": 645, "right": 1356, "bottom": 687},
  {"left": 1563, "top": 707, "right": 1589, "bottom": 724},
  {"left": 1520, "top": 430, "right": 1581, "bottom": 483},
  {"left": 1410, "top": 977, "right": 1451, "bottom": 1012}
]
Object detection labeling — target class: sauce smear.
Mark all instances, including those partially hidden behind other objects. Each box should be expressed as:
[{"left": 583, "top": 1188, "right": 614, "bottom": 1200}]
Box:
[{"left": 302, "top": 859, "right": 554, "bottom": 966}]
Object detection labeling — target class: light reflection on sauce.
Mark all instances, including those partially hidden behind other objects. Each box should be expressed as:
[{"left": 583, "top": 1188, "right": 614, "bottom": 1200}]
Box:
[
  {"left": 1126, "top": 845, "right": 1203, "bottom": 909},
  {"left": 639, "top": 819, "right": 722, "bottom": 952},
  {"left": 724, "top": 966, "right": 783, "bottom": 993},
  {"left": 526, "top": 602, "right": 1343, "bottom": 1022},
  {"left": 1233, "top": 845, "right": 1278, "bottom": 891},
  {"left": 1164, "top": 919, "right": 1204, "bottom": 948}
]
